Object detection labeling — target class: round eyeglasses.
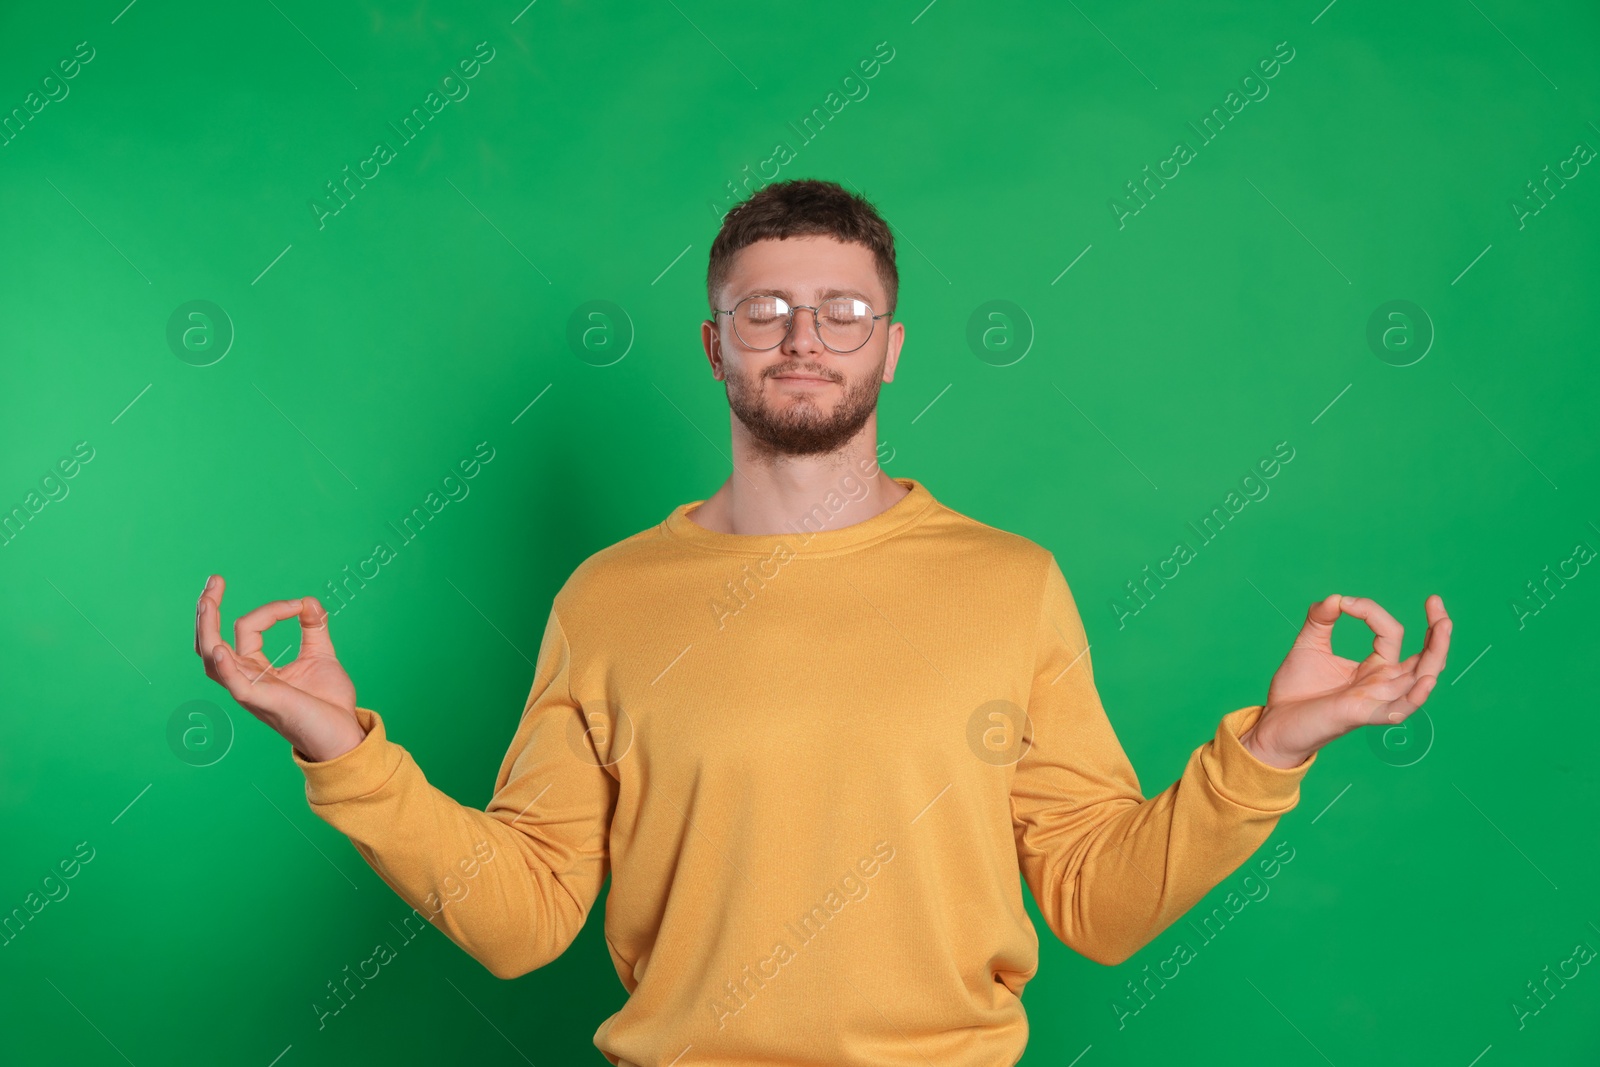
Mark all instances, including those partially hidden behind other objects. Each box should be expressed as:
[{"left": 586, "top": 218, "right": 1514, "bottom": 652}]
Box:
[{"left": 713, "top": 294, "right": 891, "bottom": 354}]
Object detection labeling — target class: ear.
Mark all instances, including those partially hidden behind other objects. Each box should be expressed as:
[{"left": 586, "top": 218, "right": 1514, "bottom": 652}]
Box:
[
  {"left": 881, "top": 320, "right": 905, "bottom": 383},
  {"left": 701, "top": 317, "right": 725, "bottom": 380}
]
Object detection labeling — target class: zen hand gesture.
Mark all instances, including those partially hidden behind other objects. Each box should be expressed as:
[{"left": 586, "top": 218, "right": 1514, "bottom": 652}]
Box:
[
  {"left": 194, "top": 574, "right": 368, "bottom": 763},
  {"left": 1240, "top": 594, "right": 1452, "bottom": 769}
]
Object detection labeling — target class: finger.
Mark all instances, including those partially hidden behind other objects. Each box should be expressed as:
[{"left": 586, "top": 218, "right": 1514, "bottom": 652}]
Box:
[
  {"left": 1294, "top": 594, "right": 1344, "bottom": 654},
  {"left": 297, "top": 596, "right": 337, "bottom": 657},
  {"left": 1340, "top": 595, "right": 1404, "bottom": 663},
  {"left": 196, "top": 574, "right": 229, "bottom": 661},
  {"left": 1380, "top": 673, "right": 1437, "bottom": 723},
  {"left": 208, "top": 641, "right": 282, "bottom": 715},
  {"left": 234, "top": 598, "right": 306, "bottom": 659},
  {"left": 1411, "top": 594, "right": 1451, "bottom": 680}
]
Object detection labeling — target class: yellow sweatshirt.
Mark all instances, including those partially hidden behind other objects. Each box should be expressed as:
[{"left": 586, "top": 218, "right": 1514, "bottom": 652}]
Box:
[{"left": 292, "top": 475, "right": 1316, "bottom": 1066}]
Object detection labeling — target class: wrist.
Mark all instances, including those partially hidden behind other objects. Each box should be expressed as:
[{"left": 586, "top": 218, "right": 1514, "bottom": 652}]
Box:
[
  {"left": 1240, "top": 709, "right": 1309, "bottom": 770},
  {"left": 293, "top": 715, "right": 369, "bottom": 763}
]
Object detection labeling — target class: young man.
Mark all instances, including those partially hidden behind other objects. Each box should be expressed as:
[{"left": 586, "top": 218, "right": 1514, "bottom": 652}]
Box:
[{"left": 194, "top": 179, "right": 1451, "bottom": 1066}]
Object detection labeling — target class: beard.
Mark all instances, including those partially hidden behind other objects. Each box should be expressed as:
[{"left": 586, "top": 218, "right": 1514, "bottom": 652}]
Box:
[{"left": 724, "top": 354, "right": 886, "bottom": 458}]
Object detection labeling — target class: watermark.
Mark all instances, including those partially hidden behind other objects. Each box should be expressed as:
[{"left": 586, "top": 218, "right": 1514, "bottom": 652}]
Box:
[
  {"left": 1110, "top": 440, "right": 1296, "bottom": 629},
  {"left": 966, "top": 300, "right": 1033, "bottom": 367},
  {"left": 1112, "top": 839, "right": 1295, "bottom": 1029},
  {"left": 1509, "top": 135, "right": 1596, "bottom": 231},
  {"left": 1511, "top": 536, "right": 1594, "bottom": 630},
  {"left": 707, "top": 439, "right": 896, "bottom": 631},
  {"left": 0, "top": 40, "right": 96, "bottom": 149},
  {"left": 1110, "top": 40, "right": 1296, "bottom": 230},
  {"left": 313, "top": 838, "right": 498, "bottom": 1029},
  {"left": 310, "top": 41, "right": 497, "bottom": 230},
  {"left": 1, "top": 840, "right": 97, "bottom": 949},
  {"left": 706, "top": 41, "right": 896, "bottom": 219},
  {"left": 1366, "top": 708, "right": 1434, "bottom": 767},
  {"left": 1510, "top": 934, "right": 1595, "bottom": 1030},
  {"left": 167, "top": 300, "right": 234, "bottom": 366},
  {"left": 564, "top": 696, "right": 635, "bottom": 768},
  {"left": 0, "top": 440, "right": 97, "bottom": 551},
  {"left": 966, "top": 699, "right": 1032, "bottom": 765},
  {"left": 167, "top": 699, "right": 235, "bottom": 767},
  {"left": 566, "top": 300, "right": 634, "bottom": 366},
  {"left": 1365, "top": 299, "right": 1433, "bottom": 367},
  {"left": 318, "top": 440, "right": 497, "bottom": 617},
  {"left": 707, "top": 840, "right": 895, "bottom": 1031}
]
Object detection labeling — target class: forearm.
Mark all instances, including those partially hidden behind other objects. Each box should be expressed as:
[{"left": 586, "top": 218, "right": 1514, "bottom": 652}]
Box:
[
  {"left": 1025, "top": 705, "right": 1314, "bottom": 966},
  {"left": 294, "top": 706, "right": 606, "bottom": 979}
]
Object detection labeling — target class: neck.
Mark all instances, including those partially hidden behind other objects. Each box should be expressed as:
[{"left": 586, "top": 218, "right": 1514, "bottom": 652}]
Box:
[{"left": 689, "top": 420, "right": 905, "bottom": 536}]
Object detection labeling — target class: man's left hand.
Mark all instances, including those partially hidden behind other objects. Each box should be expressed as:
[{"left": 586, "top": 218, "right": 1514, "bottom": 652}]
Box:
[{"left": 1239, "top": 594, "right": 1452, "bottom": 769}]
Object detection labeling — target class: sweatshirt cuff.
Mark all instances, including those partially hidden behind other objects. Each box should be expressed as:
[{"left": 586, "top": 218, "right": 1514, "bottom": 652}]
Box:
[
  {"left": 1201, "top": 704, "right": 1318, "bottom": 813},
  {"left": 290, "top": 706, "right": 405, "bottom": 805}
]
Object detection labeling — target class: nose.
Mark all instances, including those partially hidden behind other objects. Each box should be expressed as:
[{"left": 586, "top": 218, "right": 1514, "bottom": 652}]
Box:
[{"left": 779, "top": 306, "right": 826, "bottom": 356}]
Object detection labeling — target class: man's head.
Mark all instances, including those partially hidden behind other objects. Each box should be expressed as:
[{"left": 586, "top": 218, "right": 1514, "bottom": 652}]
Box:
[{"left": 701, "top": 179, "right": 904, "bottom": 460}]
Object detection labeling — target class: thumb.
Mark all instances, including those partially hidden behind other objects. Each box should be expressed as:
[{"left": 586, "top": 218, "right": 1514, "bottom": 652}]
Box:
[
  {"left": 297, "top": 596, "right": 337, "bottom": 657},
  {"left": 1295, "top": 594, "right": 1343, "bottom": 653}
]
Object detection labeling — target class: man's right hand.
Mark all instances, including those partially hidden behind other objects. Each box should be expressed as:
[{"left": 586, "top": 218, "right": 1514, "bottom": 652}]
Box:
[{"left": 194, "top": 574, "right": 368, "bottom": 763}]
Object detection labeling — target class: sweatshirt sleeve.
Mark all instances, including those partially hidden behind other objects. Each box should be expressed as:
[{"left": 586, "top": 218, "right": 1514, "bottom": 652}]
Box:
[
  {"left": 1009, "top": 553, "right": 1317, "bottom": 967},
  {"left": 290, "top": 604, "right": 616, "bottom": 980}
]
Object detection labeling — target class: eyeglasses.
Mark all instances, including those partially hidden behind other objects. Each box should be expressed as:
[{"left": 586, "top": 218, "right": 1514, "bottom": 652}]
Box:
[{"left": 712, "top": 293, "right": 891, "bottom": 354}]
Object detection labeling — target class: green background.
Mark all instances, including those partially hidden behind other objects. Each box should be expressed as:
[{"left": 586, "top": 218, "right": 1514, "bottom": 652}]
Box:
[{"left": 2, "top": 0, "right": 1596, "bottom": 1063}]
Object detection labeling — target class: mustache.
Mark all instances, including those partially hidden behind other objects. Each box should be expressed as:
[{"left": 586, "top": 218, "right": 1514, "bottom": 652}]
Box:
[{"left": 768, "top": 365, "right": 842, "bottom": 383}]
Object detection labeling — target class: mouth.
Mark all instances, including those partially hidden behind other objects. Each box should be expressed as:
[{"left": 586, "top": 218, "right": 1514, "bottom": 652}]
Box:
[{"left": 773, "top": 374, "right": 837, "bottom": 384}]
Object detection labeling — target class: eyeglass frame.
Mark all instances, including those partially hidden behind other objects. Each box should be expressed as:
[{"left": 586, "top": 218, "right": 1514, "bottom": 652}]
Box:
[{"left": 711, "top": 292, "right": 893, "bottom": 354}]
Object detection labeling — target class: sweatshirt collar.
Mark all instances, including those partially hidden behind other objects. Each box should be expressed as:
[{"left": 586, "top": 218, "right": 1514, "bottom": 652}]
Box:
[{"left": 661, "top": 476, "right": 937, "bottom": 557}]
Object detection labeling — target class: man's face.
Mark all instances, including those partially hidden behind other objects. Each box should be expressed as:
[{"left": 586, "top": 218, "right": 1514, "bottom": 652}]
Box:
[{"left": 702, "top": 234, "right": 903, "bottom": 458}]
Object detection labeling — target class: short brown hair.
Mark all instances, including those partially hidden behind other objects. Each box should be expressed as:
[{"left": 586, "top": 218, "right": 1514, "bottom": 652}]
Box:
[{"left": 706, "top": 179, "right": 898, "bottom": 318}]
